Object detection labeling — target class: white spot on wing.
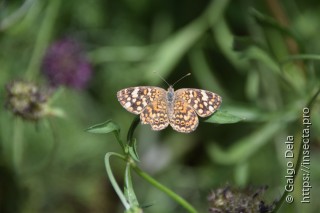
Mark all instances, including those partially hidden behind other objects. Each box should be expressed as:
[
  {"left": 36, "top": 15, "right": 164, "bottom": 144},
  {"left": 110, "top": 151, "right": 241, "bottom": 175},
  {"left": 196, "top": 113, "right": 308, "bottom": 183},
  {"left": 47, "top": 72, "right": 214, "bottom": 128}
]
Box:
[
  {"left": 131, "top": 88, "right": 139, "bottom": 98},
  {"left": 201, "top": 91, "right": 208, "bottom": 101},
  {"left": 125, "top": 102, "right": 131, "bottom": 108}
]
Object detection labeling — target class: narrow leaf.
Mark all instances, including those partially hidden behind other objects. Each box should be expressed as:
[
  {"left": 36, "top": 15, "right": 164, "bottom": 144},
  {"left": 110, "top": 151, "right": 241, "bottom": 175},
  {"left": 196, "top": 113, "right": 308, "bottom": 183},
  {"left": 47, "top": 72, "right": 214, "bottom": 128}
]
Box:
[
  {"left": 128, "top": 139, "right": 140, "bottom": 162},
  {"left": 124, "top": 163, "right": 139, "bottom": 207},
  {"left": 86, "top": 120, "right": 120, "bottom": 134},
  {"left": 204, "top": 110, "right": 244, "bottom": 124}
]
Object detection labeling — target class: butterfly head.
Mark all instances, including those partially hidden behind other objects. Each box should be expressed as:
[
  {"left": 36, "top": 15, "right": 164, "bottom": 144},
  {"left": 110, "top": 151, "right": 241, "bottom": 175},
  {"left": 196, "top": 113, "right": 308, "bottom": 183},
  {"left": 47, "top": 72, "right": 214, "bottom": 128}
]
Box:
[
  {"left": 153, "top": 71, "right": 191, "bottom": 102},
  {"left": 168, "top": 85, "right": 174, "bottom": 91}
]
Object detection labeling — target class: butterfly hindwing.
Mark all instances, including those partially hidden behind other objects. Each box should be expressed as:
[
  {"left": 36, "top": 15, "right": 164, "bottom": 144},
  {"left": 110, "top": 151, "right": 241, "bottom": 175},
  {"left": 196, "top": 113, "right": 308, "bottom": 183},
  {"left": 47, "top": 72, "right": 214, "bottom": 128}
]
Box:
[
  {"left": 140, "top": 99, "right": 169, "bottom": 131},
  {"left": 169, "top": 99, "right": 198, "bottom": 133}
]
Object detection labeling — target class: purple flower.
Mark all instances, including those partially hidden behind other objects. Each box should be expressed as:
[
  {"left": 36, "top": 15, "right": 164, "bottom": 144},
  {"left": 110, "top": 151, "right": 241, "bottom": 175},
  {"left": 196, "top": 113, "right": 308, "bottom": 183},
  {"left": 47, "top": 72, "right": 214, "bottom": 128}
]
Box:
[{"left": 42, "top": 38, "right": 92, "bottom": 89}]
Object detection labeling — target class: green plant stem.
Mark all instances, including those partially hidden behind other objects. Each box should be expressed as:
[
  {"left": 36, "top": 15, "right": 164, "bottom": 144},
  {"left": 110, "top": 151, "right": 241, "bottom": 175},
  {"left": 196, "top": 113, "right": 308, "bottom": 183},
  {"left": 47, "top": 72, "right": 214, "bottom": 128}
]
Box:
[
  {"left": 13, "top": 119, "right": 24, "bottom": 172},
  {"left": 25, "top": 0, "right": 61, "bottom": 80},
  {"left": 282, "top": 54, "right": 320, "bottom": 64},
  {"left": 124, "top": 107, "right": 198, "bottom": 212},
  {"left": 46, "top": 118, "right": 59, "bottom": 168},
  {"left": 127, "top": 116, "right": 140, "bottom": 147},
  {"left": 132, "top": 165, "right": 198, "bottom": 213},
  {"left": 124, "top": 161, "right": 139, "bottom": 206},
  {"left": 114, "top": 130, "right": 126, "bottom": 153},
  {"left": 273, "top": 88, "right": 320, "bottom": 213},
  {"left": 105, "top": 152, "right": 130, "bottom": 210}
]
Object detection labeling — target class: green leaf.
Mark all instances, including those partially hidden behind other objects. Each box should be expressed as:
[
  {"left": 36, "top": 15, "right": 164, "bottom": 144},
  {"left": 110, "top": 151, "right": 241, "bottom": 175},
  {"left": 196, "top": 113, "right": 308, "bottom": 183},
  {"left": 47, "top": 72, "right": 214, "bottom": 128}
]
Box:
[
  {"left": 206, "top": 100, "right": 310, "bottom": 166},
  {"left": 127, "top": 116, "right": 140, "bottom": 146},
  {"left": 124, "top": 207, "right": 143, "bottom": 213},
  {"left": 204, "top": 110, "right": 244, "bottom": 124},
  {"left": 282, "top": 54, "right": 320, "bottom": 63},
  {"left": 104, "top": 153, "right": 130, "bottom": 209},
  {"left": 221, "top": 105, "right": 270, "bottom": 122},
  {"left": 142, "top": 0, "right": 230, "bottom": 86},
  {"left": 86, "top": 120, "right": 125, "bottom": 151},
  {"left": 86, "top": 120, "right": 120, "bottom": 134},
  {"left": 250, "top": 8, "right": 297, "bottom": 38},
  {"left": 124, "top": 163, "right": 139, "bottom": 208},
  {"left": 128, "top": 139, "right": 140, "bottom": 162}
]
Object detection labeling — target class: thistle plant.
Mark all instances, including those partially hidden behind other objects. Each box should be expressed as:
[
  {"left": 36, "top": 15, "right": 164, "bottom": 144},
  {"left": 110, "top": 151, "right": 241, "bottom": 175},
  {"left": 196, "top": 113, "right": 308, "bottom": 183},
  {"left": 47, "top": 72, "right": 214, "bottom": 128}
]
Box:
[
  {"left": 5, "top": 80, "right": 60, "bottom": 121},
  {"left": 208, "top": 185, "right": 276, "bottom": 213},
  {"left": 42, "top": 38, "right": 92, "bottom": 89}
]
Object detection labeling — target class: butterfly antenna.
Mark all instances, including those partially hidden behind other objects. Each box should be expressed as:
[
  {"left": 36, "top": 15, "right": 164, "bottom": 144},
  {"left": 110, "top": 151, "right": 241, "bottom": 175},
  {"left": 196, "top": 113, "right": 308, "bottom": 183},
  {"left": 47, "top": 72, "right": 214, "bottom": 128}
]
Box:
[
  {"left": 172, "top": 73, "right": 191, "bottom": 87},
  {"left": 153, "top": 71, "right": 170, "bottom": 87}
]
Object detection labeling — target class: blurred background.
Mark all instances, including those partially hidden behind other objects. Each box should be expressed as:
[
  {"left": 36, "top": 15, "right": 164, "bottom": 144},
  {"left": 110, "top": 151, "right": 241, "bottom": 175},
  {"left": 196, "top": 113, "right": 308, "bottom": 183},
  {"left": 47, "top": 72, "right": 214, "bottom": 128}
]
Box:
[{"left": 1, "top": 0, "right": 320, "bottom": 212}]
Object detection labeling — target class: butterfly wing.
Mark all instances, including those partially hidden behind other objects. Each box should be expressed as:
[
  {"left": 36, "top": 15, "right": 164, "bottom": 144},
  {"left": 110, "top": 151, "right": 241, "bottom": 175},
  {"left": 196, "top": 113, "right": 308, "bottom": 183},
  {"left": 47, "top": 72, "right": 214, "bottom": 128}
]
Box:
[
  {"left": 175, "top": 88, "right": 222, "bottom": 117},
  {"left": 140, "top": 99, "right": 169, "bottom": 131},
  {"left": 169, "top": 99, "right": 198, "bottom": 133},
  {"left": 117, "top": 86, "right": 166, "bottom": 114}
]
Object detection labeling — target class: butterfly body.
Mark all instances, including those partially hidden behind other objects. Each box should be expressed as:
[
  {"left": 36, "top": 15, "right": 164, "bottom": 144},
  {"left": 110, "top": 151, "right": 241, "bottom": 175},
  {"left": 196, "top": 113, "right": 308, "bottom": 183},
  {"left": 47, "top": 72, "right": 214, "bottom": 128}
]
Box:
[
  {"left": 117, "top": 86, "right": 221, "bottom": 133},
  {"left": 166, "top": 86, "right": 175, "bottom": 115}
]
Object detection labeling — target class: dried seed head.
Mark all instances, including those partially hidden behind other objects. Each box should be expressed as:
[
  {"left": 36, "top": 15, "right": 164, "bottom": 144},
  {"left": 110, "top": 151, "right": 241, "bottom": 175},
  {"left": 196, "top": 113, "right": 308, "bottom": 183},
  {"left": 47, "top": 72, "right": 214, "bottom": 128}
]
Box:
[
  {"left": 5, "top": 80, "right": 52, "bottom": 121},
  {"left": 208, "top": 185, "right": 276, "bottom": 213}
]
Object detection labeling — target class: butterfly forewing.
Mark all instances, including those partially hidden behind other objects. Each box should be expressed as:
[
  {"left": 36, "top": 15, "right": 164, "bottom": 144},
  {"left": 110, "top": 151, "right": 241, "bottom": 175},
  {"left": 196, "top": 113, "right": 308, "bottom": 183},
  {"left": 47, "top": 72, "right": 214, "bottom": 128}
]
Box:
[
  {"left": 175, "top": 89, "right": 222, "bottom": 117},
  {"left": 140, "top": 99, "right": 169, "bottom": 131},
  {"left": 169, "top": 99, "right": 198, "bottom": 133},
  {"left": 117, "top": 86, "right": 166, "bottom": 114}
]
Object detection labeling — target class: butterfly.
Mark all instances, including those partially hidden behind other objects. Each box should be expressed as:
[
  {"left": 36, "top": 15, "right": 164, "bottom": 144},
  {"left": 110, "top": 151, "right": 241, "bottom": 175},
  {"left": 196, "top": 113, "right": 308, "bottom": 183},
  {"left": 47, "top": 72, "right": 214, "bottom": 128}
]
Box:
[{"left": 117, "top": 74, "right": 222, "bottom": 133}]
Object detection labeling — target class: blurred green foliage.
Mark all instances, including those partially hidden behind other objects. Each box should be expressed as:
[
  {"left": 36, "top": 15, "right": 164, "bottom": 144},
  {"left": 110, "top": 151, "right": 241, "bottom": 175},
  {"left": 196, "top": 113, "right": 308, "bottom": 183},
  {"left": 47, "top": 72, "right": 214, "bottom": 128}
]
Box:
[{"left": 1, "top": 0, "right": 320, "bottom": 212}]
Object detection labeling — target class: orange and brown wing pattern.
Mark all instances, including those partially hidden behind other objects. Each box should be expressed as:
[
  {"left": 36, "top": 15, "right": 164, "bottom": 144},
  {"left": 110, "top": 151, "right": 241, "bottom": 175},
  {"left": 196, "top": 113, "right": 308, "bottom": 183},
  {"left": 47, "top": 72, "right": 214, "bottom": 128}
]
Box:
[
  {"left": 140, "top": 99, "right": 169, "bottom": 131},
  {"left": 169, "top": 99, "right": 198, "bottom": 133},
  {"left": 117, "top": 86, "right": 166, "bottom": 114},
  {"left": 175, "top": 88, "right": 222, "bottom": 117}
]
